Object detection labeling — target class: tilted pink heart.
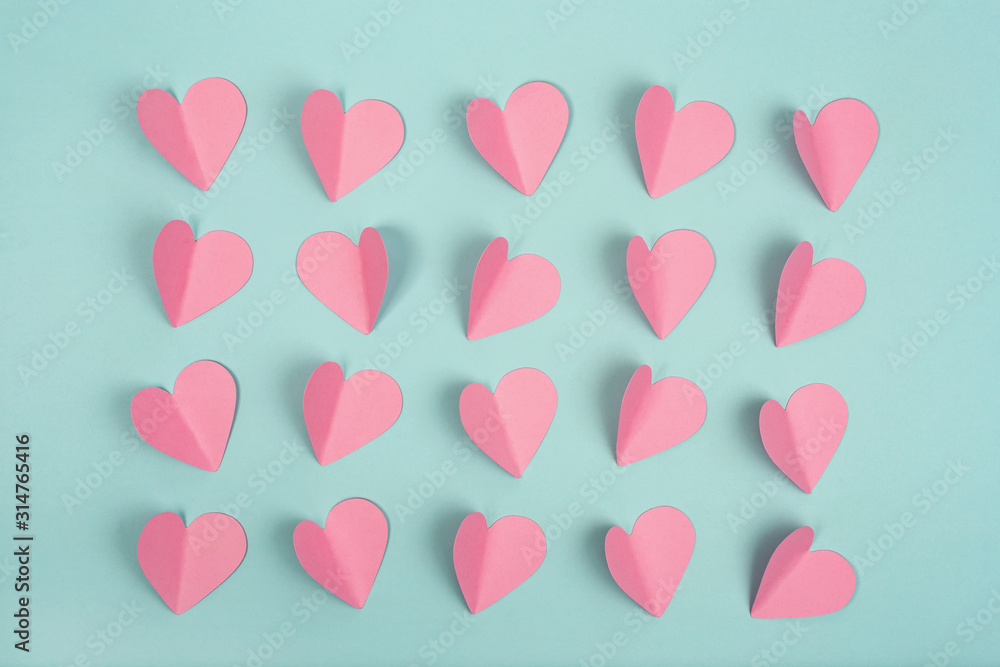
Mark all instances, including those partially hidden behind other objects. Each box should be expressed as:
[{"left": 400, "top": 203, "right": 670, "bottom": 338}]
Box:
[
  {"left": 759, "top": 383, "right": 848, "bottom": 493},
  {"left": 130, "top": 360, "right": 236, "bottom": 471},
  {"left": 467, "top": 237, "right": 560, "bottom": 340},
  {"left": 793, "top": 98, "right": 878, "bottom": 211},
  {"left": 627, "top": 230, "right": 715, "bottom": 339},
  {"left": 297, "top": 228, "right": 388, "bottom": 335},
  {"left": 302, "top": 362, "right": 402, "bottom": 466},
  {"left": 459, "top": 368, "right": 557, "bottom": 478},
  {"left": 301, "top": 90, "right": 404, "bottom": 201},
  {"left": 752, "top": 527, "right": 855, "bottom": 618},
  {"left": 605, "top": 506, "right": 695, "bottom": 617},
  {"left": 137, "top": 77, "right": 246, "bottom": 190},
  {"left": 293, "top": 498, "right": 388, "bottom": 609},
  {"left": 466, "top": 81, "right": 568, "bottom": 195},
  {"left": 775, "top": 241, "right": 865, "bottom": 347},
  {"left": 453, "top": 512, "right": 545, "bottom": 614},
  {"left": 137, "top": 512, "right": 246, "bottom": 614},
  {"left": 153, "top": 220, "right": 253, "bottom": 327},
  {"left": 635, "top": 86, "right": 734, "bottom": 197},
  {"left": 616, "top": 365, "right": 706, "bottom": 466}
]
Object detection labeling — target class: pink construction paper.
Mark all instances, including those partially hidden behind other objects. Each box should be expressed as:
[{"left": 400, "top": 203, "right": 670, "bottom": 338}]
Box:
[
  {"left": 466, "top": 81, "right": 568, "bottom": 195},
  {"left": 137, "top": 512, "right": 246, "bottom": 614},
  {"left": 297, "top": 228, "right": 388, "bottom": 335},
  {"left": 130, "top": 360, "right": 236, "bottom": 471},
  {"left": 616, "top": 365, "right": 706, "bottom": 466},
  {"left": 293, "top": 498, "right": 388, "bottom": 609},
  {"left": 751, "top": 527, "right": 855, "bottom": 619},
  {"left": 605, "top": 506, "right": 695, "bottom": 617},
  {"left": 635, "top": 86, "right": 734, "bottom": 197},
  {"left": 301, "top": 90, "right": 404, "bottom": 201},
  {"left": 153, "top": 219, "right": 253, "bottom": 327},
  {"left": 137, "top": 77, "right": 246, "bottom": 190},
  {"left": 467, "top": 237, "right": 560, "bottom": 340},
  {"left": 453, "top": 512, "right": 545, "bottom": 614},
  {"left": 775, "top": 241, "right": 865, "bottom": 347},
  {"left": 759, "top": 383, "right": 848, "bottom": 493},
  {"left": 627, "top": 230, "right": 715, "bottom": 339},
  {"left": 793, "top": 98, "right": 878, "bottom": 211},
  {"left": 302, "top": 362, "right": 402, "bottom": 466},
  {"left": 459, "top": 367, "right": 557, "bottom": 478}
]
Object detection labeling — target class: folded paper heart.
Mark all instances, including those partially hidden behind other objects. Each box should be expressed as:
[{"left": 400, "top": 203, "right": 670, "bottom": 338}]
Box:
[
  {"left": 130, "top": 360, "right": 236, "bottom": 471},
  {"left": 137, "top": 512, "right": 246, "bottom": 614},
  {"left": 293, "top": 498, "right": 388, "bottom": 609},
  {"left": 153, "top": 220, "right": 253, "bottom": 327},
  {"left": 635, "top": 86, "right": 734, "bottom": 197},
  {"left": 627, "top": 230, "right": 715, "bottom": 339},
  {"left": 453, "top": 512, "right": 545, "bottom": 614},
  {"left": 302, "top": 362, "right": 402, "bottom": 466},
  {"left": 759, "top": 383, "right": 848, "bottom": 493},
  {"left": 137, "top": 77, "right": 246, "bottom": 190},
  {"left": 301, "top": 90, "right": 404, "bottom": 201},
  {"left": 751, "top": 527, "right": 855, "bottom": 618},
  {"left": 466, "top": 81, "right": 568, "bottom": 195},
  {"left": 616, "top": 365, "right": 706, "bottom": 466},
  {"left": 459, "top": 368, "right": 557, "bottom": 478}
]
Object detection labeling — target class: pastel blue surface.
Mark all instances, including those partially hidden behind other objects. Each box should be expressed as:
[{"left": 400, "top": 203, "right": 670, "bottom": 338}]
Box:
[{"left": 2, "top": 1, "right": 999, "bottom": 665}]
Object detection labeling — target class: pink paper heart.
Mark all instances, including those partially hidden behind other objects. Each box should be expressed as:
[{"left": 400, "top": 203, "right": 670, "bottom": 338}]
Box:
[
  {"left": 794, "top": 98, "right": 878, "bottom": 211},
  {"left": 605, "top": 506, "right": 695, "bottom": 617},
  {"left": 627, "top": 230, "right": 715, "bottom": 339},
  {"left": 466, "top": 81, "right": 568, "bottom": 195},
  {"left": 153, "top": 220, "right": 253, "bottom": 327},
  {"left": 293, "top": 498, "right": 388, "bottom": 609},
  {"left": 297, "top": 228, "right": 388, "bottom": 335},
  {"left": 635, "top": 86, "right": 734, "bottom": 197},
  {"left": 137, "top": 78, "right": 246, "bottom": 190},
  {"left": 137, "top": 512, "right": 246, "bottom": 614},
  {"left": 459, "top": 368, "right": 557, "bottom": 478},
  {"left": 467, "top": 237, "right": 560, "bottom": 340},
  {"left": 302, "top": 362, "right": 402, "bottom": 466},
  {"left": 453, "top": 512, "right": 545, "bottom": 614},
  {"left": 130, "top": 360, "right": 236, "bottom": 471},
  {"left": 616, "top": 365, "right": 706, "bottom": 466},
  {"left": 301, "top": 90, "right": 404, "bottom": 201},
  {"left": 759, "top": 384, "right": 848, "bottom": 493},
  {"left": 775, "top": 241, "right": 865, "bottom": 347},
  {"left": 752, "top": 527, "right": 855, "bottom": 619}
]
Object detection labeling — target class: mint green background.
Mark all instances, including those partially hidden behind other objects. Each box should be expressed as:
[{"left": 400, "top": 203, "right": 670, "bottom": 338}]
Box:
[{"left": 2, "top": 1, "right": 999, "bottom": 665}]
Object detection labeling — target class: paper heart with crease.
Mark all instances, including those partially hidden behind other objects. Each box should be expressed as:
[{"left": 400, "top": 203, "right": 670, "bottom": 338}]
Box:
[
  {"left": 466, "top": 81, "right": 568, "bottom": 195},
  {"left": 301, "top": 90, "right": 404, "bottom": 201},
  {"left": 302, "top": 362, "right": 402, "bottom": 466},
  {"left": 130, "top": 360, "right": 236, "bottom": 471},
  {"left": 759, "top": 384, "right": 848, "bottom": 493},
  {"left": 467, "top": 237, "right": 560, "bottom": 340},
  {"left": 459, "top": 368, "right": 557, "bottom": 478},
  {"left": 297, "top": 228, "right": 388, "bottom": 334},
  {"left": 635, "top": 86, "right": 734, "bottom": 197},
  {"left": 616, "top": 365, "right": 706, "bottom": 466},
  {"left": 752, "top": 527, "right": 855, "bottom": 618},
  {"left": 153, "top": 220, "right": 253, "bottom": 327},
  {"left": 137, "top": 512, "right": 246, "bottom": 614},
  {"left": 453, "top": 512, "right": 545, "bottom": 614},
  {"left": 605, "top": 506, "right": 695, "bottom": 617},
  {"left": 627, "top": 230, "right": 715, "bottom": 339},
  {"left": 293, "top": 499, "right": 388, "bottom": 609},
  {"left": 794, "top": 98, "right": 878, "bottom": 211},
  {"left": 137, "top": 77, "right": 246, "bottom": 190},
  {"left": 775, "top": 242, "right": 865, "bottom": 347}
]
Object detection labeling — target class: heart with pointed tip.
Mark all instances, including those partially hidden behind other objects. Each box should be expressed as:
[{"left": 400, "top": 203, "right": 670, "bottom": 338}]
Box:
[{"left": 616, "top": 365, "right": 706, "bottom": 466}]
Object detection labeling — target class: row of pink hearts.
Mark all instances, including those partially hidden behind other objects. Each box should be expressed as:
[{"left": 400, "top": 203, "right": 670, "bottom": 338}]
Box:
[
  {"left": 139, "top": 79, "right": 879, "bottom": 211},
  {"left": 139, "top": 503, "right": 854, "bottom": 620},
  {"left": 133, "top": 359, "right": 847, "bottom": 495},
  {"left": 155, "top": 220, "right": 866, "bottom": 345}
]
